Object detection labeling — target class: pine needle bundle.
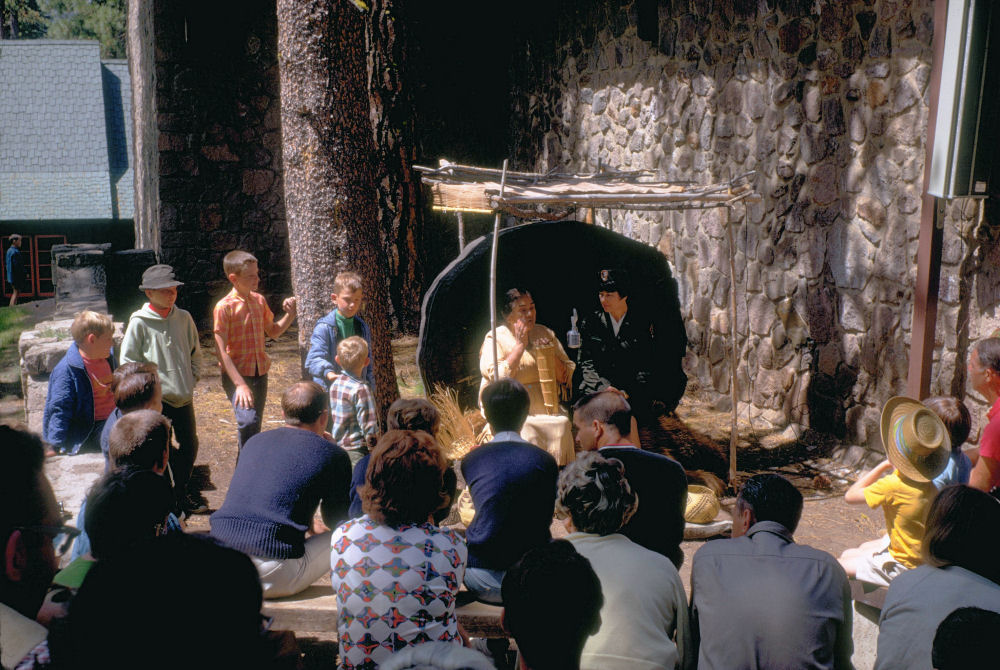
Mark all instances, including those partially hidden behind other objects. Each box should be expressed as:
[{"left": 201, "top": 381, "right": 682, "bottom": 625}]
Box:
[{"left": 429, "top": 384, "right": 478, "bottom": 460}]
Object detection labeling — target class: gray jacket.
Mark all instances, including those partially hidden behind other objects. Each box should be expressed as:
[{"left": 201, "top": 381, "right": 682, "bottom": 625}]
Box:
[{"left": 690, "top": 520, "right": 854, "bottom": 670}]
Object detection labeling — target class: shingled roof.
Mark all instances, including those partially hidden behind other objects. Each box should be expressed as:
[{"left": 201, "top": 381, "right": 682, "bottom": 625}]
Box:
[{"left": 0, "top": 40, "right": 134, "bottom": 221}]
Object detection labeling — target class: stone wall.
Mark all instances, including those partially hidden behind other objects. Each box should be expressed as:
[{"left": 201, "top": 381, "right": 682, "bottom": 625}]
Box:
[
  {"left": 133, "top": 0, "right": 290, "bottom": 328},
  {"left": 509, "top": 0, "right": 1000, "bottom": 448}
]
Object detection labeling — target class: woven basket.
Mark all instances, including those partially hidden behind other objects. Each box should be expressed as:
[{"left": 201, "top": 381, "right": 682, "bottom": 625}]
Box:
[{"left": 685, "top": 484, "right": 721, "bottom": 524}]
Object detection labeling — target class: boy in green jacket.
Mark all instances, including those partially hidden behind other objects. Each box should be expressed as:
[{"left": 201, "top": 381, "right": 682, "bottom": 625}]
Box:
[{"left": 120, "top": 264, "right": 204, "bottom": 514}]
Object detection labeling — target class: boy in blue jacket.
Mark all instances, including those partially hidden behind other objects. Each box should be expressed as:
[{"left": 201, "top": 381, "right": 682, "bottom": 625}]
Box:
[
  {"left": 305, "top": 271, "right": 375, "bottom": 394},
  {"left": 43, "top": 311, "right": 118, "bottom": 454}
]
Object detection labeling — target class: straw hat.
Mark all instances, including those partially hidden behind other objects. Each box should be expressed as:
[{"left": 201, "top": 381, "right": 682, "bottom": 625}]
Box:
[
  {"left": 684, "top": 485, "right": 721, "bottom": 524},
  {"left": 880, "top": 396, "right": 951, "bottom": 483}
]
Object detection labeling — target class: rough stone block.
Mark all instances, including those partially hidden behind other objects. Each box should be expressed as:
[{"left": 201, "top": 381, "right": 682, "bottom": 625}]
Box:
[{"left": 23, "top": 340, "right": 73, "bottom": 377}]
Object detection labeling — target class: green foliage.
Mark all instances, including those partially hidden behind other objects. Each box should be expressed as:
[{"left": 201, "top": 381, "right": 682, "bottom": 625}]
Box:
[
  {"left": 2, "top": 0, "right": 49, "bottom": 39},
  {"left": 39, "top": 0, "right": 126, "bottom": 59}
]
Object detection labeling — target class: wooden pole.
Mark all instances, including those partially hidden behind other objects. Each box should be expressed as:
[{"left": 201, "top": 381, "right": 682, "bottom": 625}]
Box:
[
  {"left": 907, "top": 0, "right": 949, "bottom": 400},
  {"left": 726, "top": 205, "right": 739, "bottom": 485},
  {"left": 457, "top": 211, "right": 465, "bottom": 253},
  {"left": 489, "top": 159, "right": 509, "bottom": 374}
]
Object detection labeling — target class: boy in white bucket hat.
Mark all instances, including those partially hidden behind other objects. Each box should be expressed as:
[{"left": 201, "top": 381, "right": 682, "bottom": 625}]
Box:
[{"left": 838, "top": 396, "right": 951, "bottom": 586}]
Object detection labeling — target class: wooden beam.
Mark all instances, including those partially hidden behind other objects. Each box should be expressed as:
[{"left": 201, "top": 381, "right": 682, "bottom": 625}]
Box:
[{"left": 907, "top": 0, "right": 949, "bottom": 400}]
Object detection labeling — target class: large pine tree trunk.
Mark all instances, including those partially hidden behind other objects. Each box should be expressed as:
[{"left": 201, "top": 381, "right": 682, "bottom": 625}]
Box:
[
  {"left": 367, "top": 0, "right": 423, "bottom": 334},
  {"left": 276, "top": 0, "right": 399, "bottom": 421}
]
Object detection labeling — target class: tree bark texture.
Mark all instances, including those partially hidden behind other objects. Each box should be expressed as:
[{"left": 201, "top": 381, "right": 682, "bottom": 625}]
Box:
[
  {"left": 367, "top": 0, "right": 423, "bottom": 334},
  {"left": 275, "top": 0, "right": 399, "bottom": 421}
]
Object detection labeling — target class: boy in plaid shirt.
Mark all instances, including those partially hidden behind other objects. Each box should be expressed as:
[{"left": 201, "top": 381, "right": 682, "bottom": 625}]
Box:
[
  {"left": 329, "top": 336, "right": 377, "bottom": 466},
  {"left": 213, "top": 250, "right": 297, "bottom": 450}
]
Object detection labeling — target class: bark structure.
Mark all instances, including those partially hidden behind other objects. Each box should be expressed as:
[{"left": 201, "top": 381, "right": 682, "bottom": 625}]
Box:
[
  {"left": 367, "top": 0, "right": 423, "bottom": 334},
  {"left": 276, "top": 0, "right": 399, "bottom": 420}
]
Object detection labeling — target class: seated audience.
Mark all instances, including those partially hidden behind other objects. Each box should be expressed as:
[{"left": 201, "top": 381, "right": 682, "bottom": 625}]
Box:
[
  {"left": 875, "top": 485, "right": 1000, "bottom": 670},
  {"left": 211, "top": 382, "right": 351, "bottom": 598},
  {"left": 382, "top": 641, "right": 495, "bottom": 670},
  {"left": 331, "top": 430, "right": 467, "bottom": 669},
  {"left": 690, "top": 473, "right": 853, "bottom": 669},
  {"left": 0, "top": 425, "right": 63, "bottom": 670},
  {"left": 50, "top": 533, "right": 282, "bottom": 670},
  {"left": 923, "top": 396, "right": 972, "bottom": 489},
  {"left": 349, "top": 397, "right": 443, "bottom": 518},
  {"left": 572, "top": 390, "right": 687, "bottom": 567},
  {"left": 840, "top": 396, "right": 950, "bottom": 585},
  {"left": 559, "top": 451, "right": 692, "bottom": 670},
  {"left": 71, "top": 409, "right": 180, "bottom": 561},
  {"left": 931, "top": 607, "right": 1000, "bottom": 670},
  {"left": 43, "top": 310, "right": 118, "bottom": 454},
  {"left": 462, "top": 378, "right": 558, "bottom": 603},
  {"left": 98, "top": 361, "right": 162, "bottom": 471},
  {"left": 501, "top": 540, "right": 603, "bottom": 670}
]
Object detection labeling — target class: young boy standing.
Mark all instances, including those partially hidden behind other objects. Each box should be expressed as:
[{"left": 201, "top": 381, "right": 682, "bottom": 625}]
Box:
[
  {"left": 213, "top": 250, "right": 297, "bottom": 450},
  {"left": 329, "top": 336, "right": 378, "bottom": 466},
  {"left": 44, "top": 311, "right": 118, "bottom": 454},
  {"left": 120, "top": 264, "right": 204, "bottom": 510},
  {"left": 305, "top": 271, "right": 375, "bottom": 394}
]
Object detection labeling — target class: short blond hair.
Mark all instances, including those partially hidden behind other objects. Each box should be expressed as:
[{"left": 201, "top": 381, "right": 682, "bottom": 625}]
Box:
[
  {"left": 70, "top": 311, "right": 114, "bottom": 344},
  {"left": 337, "top": 336, "right": 369, "bottom": 371},
  {"left": 333, "top": 271, "right": 363, "bottom": 294},
  {"left": 223, "top": 250, "right": 257, "bottom": 277}
]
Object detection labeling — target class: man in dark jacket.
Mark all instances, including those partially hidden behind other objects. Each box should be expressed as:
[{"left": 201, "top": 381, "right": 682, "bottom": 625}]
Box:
[
  {"left": 211, "top": 382, "right": 352, "bottom": 598},
  {"left": 573, "top": 389, "right": 687, "bottom": 567},
  {"left": 461, "top": 378, "right": 558, "bottom": 604},
  {"left": 573, "top": 268, "right": 686, "bottom": 423}
]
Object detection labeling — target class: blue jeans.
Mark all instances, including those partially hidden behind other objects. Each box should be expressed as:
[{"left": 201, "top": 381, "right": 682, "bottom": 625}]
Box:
[
  {"left": 463, "top": 567, "right": 506, "bottom": 605},
  {"left": 221, "top": 373, "right": 267, "bottom": 450}
]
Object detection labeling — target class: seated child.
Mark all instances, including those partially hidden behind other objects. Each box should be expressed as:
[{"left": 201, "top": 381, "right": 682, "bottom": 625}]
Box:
[
  {"left": 43, "top": 310, "right": 117, "bottom": 455},
  {"left": 71, "top": 409, "right": 183, "bottom": 561},
  {"left": 329, "top": 336, "right": 378, "bottom": 467},
  {"left": 213, "top": 250, "right": 297, "bottom": 450},
  {"left": 305, "top": 271, "right": 375, "bottom": 394},
  {"left": 99, "top": 362, "right": 162, "bottom": 472},
  {"left": 839, "top": 396, "right": 951, "bottom": 586},
  {"left": 924, "top": 396, "right": 973, "bottom": 489}
]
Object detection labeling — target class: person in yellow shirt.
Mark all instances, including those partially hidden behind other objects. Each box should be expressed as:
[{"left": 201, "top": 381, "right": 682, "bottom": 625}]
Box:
[{"left": 839, "top": 396, "right": 951, "bottom": 586}]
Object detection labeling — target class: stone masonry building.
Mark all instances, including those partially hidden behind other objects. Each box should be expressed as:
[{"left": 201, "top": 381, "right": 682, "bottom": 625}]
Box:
[
  {"left": 505, "top": 0, "right": 1000, "bottom": 450},
  {"left": 127, "top": 0, "right": 1000, "bottom": 450}
]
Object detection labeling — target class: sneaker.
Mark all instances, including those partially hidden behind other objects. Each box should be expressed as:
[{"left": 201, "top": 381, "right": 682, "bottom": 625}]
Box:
[{"left": 182, "top": 495, "right": 209, "bottom": 515}]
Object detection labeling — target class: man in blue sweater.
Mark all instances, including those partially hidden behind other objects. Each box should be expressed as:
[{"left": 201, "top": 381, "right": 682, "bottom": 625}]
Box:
[
  {"left": 211, "top": 382, "right": 352, "bottom": 598},
  {"left": 461, "top": 378, "right": 558, "bottom": 604}
]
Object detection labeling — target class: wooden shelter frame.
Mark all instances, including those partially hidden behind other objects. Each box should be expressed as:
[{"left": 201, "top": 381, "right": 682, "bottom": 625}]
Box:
[{"left": 416, "top": 160, "right": 762, "bottom": 483}]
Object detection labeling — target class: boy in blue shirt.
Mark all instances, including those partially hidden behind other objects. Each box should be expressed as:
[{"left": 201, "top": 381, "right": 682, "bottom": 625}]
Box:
[{"left": 305, "top": 271, "right": 375, "bottom": 394}]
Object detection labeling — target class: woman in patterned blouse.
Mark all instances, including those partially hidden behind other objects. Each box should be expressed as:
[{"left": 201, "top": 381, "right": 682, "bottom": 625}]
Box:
[{"left": 331, "top": 430, "right": 468, "bottom": 669}]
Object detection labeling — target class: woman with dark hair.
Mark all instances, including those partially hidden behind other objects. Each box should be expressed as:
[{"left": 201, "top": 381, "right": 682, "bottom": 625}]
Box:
[
  {"left": 559, "top": 451, "right": 693, "bottom": 670},
  {"left": 479, "top": 287, "right": 576, "bottom": 464},
  {"left": 331, "top": 430, "right": 467, "bottom": 669},
  {"left": 875, "top": 485, "right": 1000, "bottom": 669}
]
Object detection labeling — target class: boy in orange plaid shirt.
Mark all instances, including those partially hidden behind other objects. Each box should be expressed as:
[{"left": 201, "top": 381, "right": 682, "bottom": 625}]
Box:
[{"left": 213, "top": 250, "right": 297, "bottom": 450}]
